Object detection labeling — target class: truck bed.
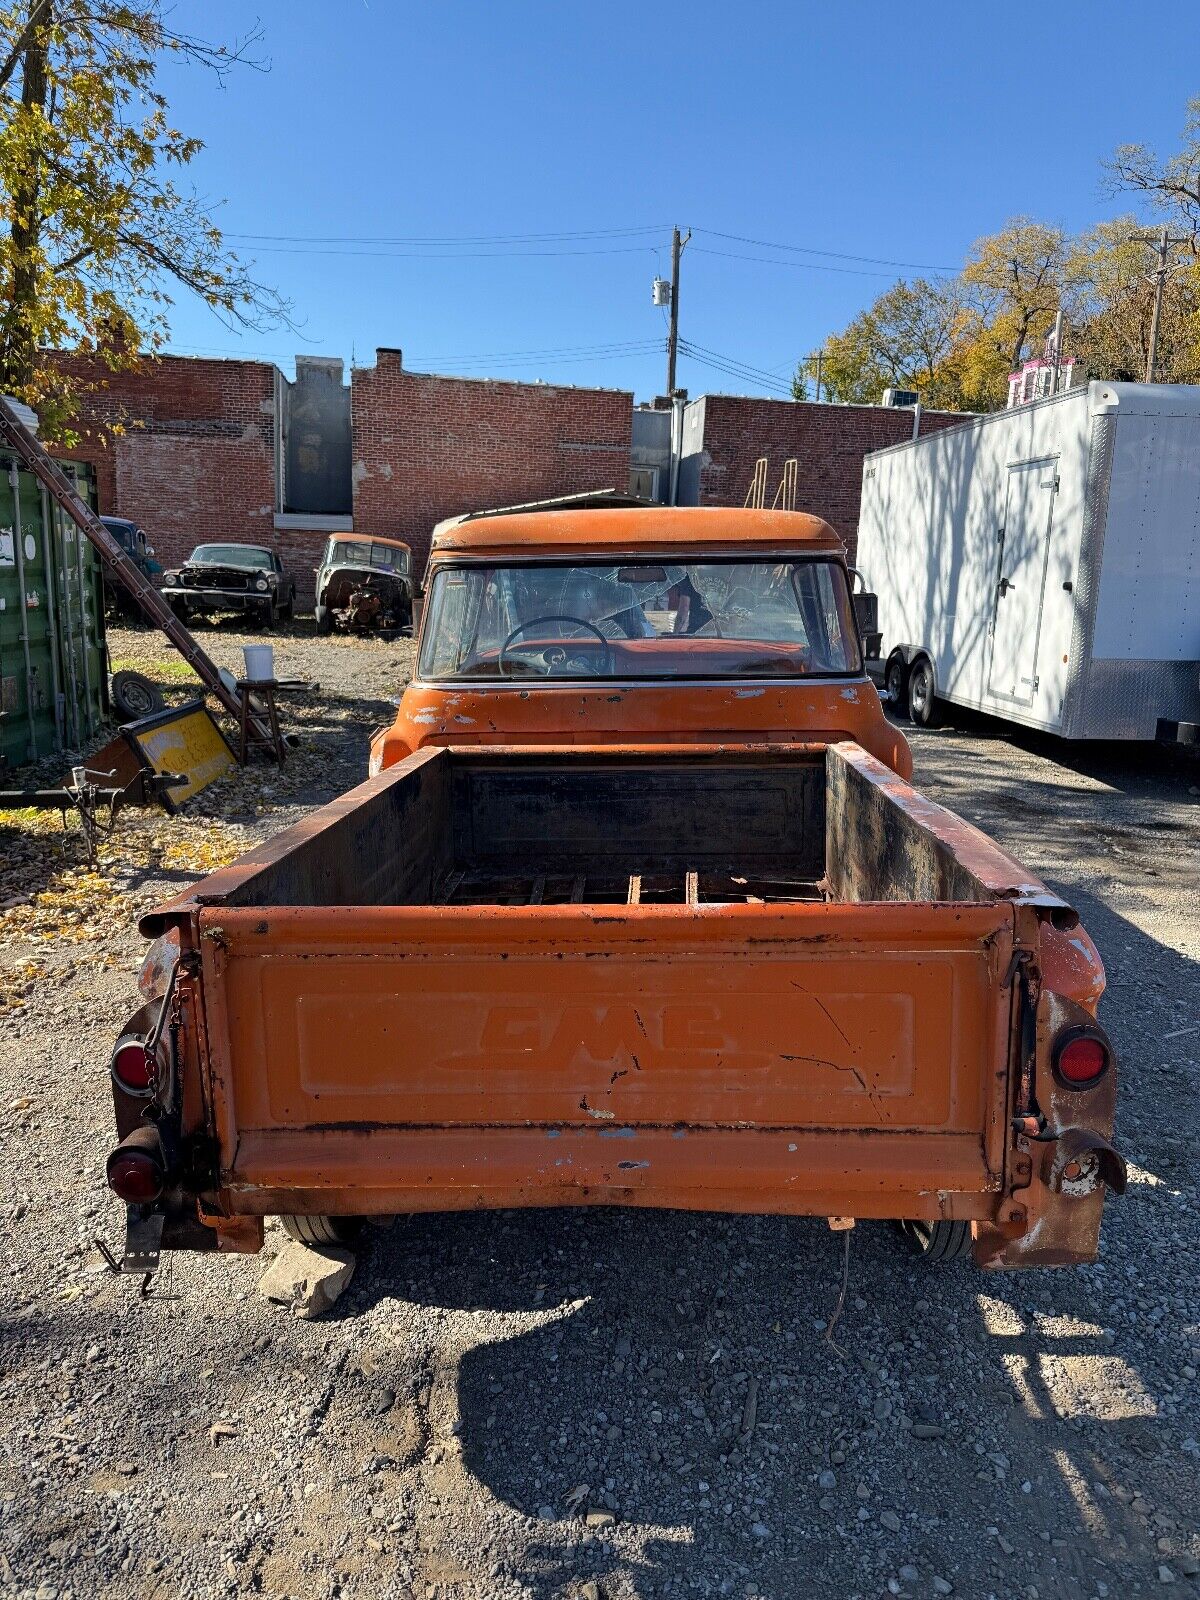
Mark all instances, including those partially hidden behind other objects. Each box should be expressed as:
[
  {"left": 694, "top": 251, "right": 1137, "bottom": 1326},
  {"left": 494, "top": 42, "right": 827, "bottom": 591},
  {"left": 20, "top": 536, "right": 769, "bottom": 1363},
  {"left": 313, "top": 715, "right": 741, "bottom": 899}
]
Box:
[{"left": 147, "top": 743, "right": 1073, "bottom": 1225}]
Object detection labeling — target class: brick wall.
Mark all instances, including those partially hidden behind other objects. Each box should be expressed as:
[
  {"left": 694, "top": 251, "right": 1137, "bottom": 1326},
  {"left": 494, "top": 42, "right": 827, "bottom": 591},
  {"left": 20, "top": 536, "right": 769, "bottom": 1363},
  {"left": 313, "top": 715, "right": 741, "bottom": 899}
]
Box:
[
  {"left": 351, "top": 351, "right": 633, "bottom": 572},
  {"left": 49, "top": 352, "right": 333, "bottom": 597},
  {"left": 679, "top": 396, "right": 963, "bottom": 564}
]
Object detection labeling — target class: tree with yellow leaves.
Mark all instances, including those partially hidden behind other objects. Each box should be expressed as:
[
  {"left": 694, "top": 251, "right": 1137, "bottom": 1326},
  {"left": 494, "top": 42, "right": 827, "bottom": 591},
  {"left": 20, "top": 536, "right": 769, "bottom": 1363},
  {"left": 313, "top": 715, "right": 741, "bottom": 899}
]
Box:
[
  {"left": 798, "top": 100, "right": 1200, "bottom": 413},
  {"left": 0, "top": 2, "right": 287, "bottom": 439}
]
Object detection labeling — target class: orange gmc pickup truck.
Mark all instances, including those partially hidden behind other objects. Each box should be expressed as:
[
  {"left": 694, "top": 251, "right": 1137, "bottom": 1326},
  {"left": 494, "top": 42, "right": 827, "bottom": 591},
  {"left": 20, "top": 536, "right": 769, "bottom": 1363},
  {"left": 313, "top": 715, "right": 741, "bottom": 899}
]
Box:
[{"left": 104, "top": 508, "right": 1124, "bottom": 1276}]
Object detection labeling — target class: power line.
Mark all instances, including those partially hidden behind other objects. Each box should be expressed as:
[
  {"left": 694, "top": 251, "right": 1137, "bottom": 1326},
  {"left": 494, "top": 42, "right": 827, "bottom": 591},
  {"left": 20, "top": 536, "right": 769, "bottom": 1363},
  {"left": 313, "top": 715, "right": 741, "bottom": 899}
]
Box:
[
  {"left": 226, "top": 225, "right": 668, "bottom": 245},
  {"left": 408, "top": 343, "right": 667, "bottom": 372},
  {"left": 690, "top": 245, "right": 941, "bottom": 280},
  {"left": 676, "top": 341, "right": 795, "bottom": 397},
  {"left": 680, "top": 339, "right": 797, "bottom": 389},
  {"left": 694, "top": 228, "right": 958, "bottom": 274},
  {"left": 228, "top": 241, "right": 661, "bottom": 261},
  {"left": 404, "top": 337, "right": 663, "bottom": 362}
]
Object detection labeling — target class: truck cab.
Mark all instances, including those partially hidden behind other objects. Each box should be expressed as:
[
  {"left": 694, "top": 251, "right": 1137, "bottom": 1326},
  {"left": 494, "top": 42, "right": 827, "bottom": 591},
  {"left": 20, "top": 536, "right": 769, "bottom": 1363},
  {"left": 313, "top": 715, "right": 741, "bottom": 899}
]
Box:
[{"left": 370, "top": 508, "right": 913, "bottom": 779}]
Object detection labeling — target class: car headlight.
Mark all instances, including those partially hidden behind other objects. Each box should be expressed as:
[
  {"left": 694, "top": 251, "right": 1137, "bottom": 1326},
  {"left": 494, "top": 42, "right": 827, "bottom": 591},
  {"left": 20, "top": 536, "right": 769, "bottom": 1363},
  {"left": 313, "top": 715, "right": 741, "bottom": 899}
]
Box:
[
  {"left": 163, "top": 570, "right": 180, "bottom": 585},
  {"left": 255, "top": 577, "right": 269, "bottom": 592}
]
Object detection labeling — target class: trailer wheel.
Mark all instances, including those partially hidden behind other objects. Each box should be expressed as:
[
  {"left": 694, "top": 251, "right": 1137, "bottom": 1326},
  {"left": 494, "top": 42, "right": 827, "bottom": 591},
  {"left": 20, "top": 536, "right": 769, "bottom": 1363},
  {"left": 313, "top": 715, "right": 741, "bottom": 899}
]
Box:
[
  {"left": 907, "top": 658, "right": 940, "bottom": 727},
  {"left": 884, "top": 654, "right": 910, "bottom": 716},
  {"left": 280, "top": 1215, "right": 362, "bottom": 1247},
  {"left": 897, "top": 1219, "right": 973, "bottom": 1263}
]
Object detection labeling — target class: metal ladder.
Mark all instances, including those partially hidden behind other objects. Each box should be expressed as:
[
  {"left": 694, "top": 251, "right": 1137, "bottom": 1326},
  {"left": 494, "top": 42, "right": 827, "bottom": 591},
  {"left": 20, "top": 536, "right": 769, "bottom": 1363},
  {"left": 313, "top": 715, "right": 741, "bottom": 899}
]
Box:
[{"left": 0, "top": 393, "right": 270, "bottom": 743}]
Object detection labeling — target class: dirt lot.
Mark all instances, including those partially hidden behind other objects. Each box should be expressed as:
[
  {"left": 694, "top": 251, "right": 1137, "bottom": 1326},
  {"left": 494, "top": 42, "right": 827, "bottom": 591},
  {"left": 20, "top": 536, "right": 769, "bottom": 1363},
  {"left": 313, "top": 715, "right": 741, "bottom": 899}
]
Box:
[{"left": 1, "top": 624, "right": 1197, "bottom": 1600}]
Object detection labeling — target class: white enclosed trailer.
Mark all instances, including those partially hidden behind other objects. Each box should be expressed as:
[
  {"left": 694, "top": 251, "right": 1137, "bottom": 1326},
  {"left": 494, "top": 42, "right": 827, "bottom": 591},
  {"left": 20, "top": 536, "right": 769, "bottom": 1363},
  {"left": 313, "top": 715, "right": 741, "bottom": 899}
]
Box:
[{"left": 855, "top": 380, "right": 1200, "bottom": 740}]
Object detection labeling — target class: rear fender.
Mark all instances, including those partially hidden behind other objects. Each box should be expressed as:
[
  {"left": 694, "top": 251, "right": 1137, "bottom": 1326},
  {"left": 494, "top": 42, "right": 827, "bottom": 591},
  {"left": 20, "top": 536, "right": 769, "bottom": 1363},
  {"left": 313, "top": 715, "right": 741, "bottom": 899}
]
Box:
[{"left": 978, "top": 986, "right": 1122, "bottom": 1267}]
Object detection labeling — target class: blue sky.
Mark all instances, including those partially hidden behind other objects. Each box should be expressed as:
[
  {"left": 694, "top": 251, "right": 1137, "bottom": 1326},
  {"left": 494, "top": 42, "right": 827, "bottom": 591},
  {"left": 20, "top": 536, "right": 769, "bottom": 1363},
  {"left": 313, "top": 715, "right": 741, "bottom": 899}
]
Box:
[{"left": 157, "top": 0, "right": 1200, "bottom": 400}]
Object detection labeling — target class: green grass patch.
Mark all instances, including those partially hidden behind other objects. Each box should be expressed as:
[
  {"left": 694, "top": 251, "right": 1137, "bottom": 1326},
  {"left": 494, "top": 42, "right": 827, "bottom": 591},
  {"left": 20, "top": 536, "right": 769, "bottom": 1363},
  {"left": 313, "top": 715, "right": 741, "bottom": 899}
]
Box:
[{"left": 110, "top": 656, "right": 200, "bottom": 682}]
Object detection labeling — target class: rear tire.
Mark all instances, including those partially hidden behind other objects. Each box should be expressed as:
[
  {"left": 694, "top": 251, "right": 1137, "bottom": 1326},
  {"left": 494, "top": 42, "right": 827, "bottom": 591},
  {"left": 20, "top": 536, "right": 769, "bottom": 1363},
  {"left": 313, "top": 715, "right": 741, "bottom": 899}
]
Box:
[
  {"left": 907, "top": 657, "right": 940, "bottom": 727},
  {"left": 885, "top": 654, "right": 910, "bottom": 717},
  {"left": 897, "top": 1219, "right": 973, "bottom": 1263},
  {"left": 280, "top": 1215, "right": 362, "bottom": 1247}
]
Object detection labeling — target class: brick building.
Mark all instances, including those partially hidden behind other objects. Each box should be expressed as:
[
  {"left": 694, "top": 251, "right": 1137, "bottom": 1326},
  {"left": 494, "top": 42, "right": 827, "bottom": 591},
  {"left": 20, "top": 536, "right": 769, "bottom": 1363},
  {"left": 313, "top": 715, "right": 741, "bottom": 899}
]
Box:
[
  {"left": 53, "top": 345, "right": 968, "bottom": 605},
  {"left": 350, "top": 349, "right": 633, "bottom": 571},
  {"left": 53, "top": 350, "right": 283, "bottom": 572},
  {"left": 677, "top": 394, "right": 962, "bottom": 564}
]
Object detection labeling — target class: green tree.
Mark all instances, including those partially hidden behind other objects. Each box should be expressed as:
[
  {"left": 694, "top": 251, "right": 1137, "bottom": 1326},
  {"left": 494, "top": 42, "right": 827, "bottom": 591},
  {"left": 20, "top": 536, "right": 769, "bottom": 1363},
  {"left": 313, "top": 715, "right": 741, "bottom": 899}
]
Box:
[
  {"left": 0, "top": 1, "right": 286, "bottom": 438},
  {"left": 793, "top": 277, "right": 964, "bottom": 405},
  {"left": 1069, "top": 218, "right": 1200, "bottom": 383}
]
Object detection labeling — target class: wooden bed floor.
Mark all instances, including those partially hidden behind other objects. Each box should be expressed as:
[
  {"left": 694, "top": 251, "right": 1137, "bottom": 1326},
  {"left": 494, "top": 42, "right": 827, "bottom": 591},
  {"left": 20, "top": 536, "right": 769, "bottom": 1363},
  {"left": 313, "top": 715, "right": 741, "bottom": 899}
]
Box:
[{"left": 431, "top": 869, "right": 829, "bottom": 907}]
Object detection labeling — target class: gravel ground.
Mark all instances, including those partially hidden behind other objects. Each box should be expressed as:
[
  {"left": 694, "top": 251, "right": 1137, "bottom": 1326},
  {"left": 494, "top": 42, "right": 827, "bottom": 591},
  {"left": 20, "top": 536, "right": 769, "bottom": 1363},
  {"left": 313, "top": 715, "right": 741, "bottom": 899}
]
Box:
[{"left": 1, "top": 629, "right": 1197, "bottom": 1600}]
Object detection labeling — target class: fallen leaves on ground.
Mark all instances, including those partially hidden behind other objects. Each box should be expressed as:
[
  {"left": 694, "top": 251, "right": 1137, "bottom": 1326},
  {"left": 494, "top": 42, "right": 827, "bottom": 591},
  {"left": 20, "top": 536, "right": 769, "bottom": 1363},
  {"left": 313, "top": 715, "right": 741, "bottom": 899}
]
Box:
[{"left": 0, "top": 807, "right": 255, "bottom": 954}]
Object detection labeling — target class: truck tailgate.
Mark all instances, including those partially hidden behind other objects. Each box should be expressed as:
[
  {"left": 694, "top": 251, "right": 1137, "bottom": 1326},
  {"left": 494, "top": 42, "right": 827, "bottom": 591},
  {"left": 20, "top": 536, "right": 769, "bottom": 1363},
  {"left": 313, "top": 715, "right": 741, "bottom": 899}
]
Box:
[{"left": 199, "top": 900, "right": 1015, "bottom": 1215}]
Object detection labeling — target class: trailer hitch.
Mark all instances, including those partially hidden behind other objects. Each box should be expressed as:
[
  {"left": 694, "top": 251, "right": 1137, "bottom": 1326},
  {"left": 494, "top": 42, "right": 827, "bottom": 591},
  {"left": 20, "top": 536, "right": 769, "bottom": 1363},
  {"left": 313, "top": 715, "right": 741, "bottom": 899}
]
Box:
[{"left": 0, "top": 768, "right": 187, "bottom": 861}]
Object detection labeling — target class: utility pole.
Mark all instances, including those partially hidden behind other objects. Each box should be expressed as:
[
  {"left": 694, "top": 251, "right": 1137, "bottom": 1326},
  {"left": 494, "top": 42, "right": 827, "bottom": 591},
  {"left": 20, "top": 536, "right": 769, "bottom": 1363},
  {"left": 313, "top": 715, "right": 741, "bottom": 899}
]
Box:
[
  {"left": 1129, "top": 224, "right": 1190, "bottom": 383},
  {"left": 665, "top": 225, "right": 690, "bottom": 395}
]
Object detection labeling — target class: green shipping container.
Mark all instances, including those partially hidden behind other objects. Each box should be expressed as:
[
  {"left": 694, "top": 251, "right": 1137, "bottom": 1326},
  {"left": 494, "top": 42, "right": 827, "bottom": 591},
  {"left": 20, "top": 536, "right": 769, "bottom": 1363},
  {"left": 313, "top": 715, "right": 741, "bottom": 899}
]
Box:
[{"left": 0, "top": 453, "right": 109, "bottom": 770}]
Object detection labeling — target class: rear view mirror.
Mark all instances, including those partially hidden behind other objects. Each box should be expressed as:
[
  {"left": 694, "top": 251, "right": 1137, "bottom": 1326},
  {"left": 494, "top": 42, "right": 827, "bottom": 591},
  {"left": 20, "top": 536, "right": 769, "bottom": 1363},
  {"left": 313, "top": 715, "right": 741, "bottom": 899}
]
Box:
[{"left": 616, "top": 566, "right": 668, "bottom": 584}]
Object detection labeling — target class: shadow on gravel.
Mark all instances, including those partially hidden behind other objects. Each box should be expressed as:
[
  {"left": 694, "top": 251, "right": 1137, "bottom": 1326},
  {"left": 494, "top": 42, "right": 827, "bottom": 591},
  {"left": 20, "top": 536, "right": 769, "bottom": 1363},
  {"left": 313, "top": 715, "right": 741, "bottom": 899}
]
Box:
[
  {"left": 349, "top": 1174, "right": 1193, "bottom": 1600},
  {"left": 891, "top": 700, "right": 1200, "bottom": 796}
]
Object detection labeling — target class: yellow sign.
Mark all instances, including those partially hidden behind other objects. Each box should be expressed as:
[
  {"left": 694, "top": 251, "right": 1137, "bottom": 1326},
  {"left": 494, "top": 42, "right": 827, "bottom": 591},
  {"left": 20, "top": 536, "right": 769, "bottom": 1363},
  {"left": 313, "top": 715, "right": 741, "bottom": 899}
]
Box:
[{"left": 125, "top": 700, "right": 236, "bottom": 810}]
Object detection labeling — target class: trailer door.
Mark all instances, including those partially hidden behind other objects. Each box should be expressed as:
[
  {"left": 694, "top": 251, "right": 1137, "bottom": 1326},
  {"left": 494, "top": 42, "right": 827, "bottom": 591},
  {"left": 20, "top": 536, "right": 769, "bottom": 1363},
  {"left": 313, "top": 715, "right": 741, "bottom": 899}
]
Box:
[{"left": 989, "top": 459, "right": 1057, "bottom": 704}]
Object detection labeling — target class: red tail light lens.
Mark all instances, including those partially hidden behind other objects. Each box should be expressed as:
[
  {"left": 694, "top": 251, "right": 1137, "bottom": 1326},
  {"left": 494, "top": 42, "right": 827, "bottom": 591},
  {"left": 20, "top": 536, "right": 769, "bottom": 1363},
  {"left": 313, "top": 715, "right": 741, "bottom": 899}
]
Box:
[
  {"left": 106, "top": 1149, "right": 164, "bottom": 1203},
  {"left": 1054, "top": 1030, "right": 1110, "bottom": 1087},
  {"left": 111, "top": 1035, "right": 155, "bottom": 1096},
  {"left": 106, "top": 1125, "right": 167, "bottom": 1204}
]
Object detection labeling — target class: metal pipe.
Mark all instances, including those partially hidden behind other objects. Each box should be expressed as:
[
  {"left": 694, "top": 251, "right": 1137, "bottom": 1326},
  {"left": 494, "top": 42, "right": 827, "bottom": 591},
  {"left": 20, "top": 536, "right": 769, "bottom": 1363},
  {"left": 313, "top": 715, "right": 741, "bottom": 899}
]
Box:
[
  {"left": 73, "top": 498, "right": 96, "bottom": 735},
  {"left": 9, "top": 465, "right": 39, "bottom": 759},
  {"left": 57, "top": 499, "right": 81, "bottom": 749},
  {"left": 36, "top": 483, "right": 65, "bottom": 748},
  {"left": 668, "top": 394, "right": 684, "bottom": 506}
]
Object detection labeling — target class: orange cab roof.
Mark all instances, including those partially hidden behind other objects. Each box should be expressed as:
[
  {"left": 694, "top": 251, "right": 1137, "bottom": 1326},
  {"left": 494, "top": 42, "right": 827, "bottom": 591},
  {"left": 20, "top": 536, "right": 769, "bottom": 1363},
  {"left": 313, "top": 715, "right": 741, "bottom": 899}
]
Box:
[
  {"left": 332, "top": 532, "right": 411, "bottom": 551},
  {"left": 430, "top": 506, "right": 843, "bottom": 559}
]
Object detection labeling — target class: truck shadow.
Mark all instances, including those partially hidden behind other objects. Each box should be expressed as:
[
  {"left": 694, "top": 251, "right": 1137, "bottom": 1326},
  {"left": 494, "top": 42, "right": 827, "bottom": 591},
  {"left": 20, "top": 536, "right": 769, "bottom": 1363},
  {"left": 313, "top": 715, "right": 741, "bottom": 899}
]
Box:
[
  {"left": 360, "top": 1195, "right": 1192, "bottom": 1599},
  {"left": 343, "top": 862, "right": 1198, "bottom": 1599}
]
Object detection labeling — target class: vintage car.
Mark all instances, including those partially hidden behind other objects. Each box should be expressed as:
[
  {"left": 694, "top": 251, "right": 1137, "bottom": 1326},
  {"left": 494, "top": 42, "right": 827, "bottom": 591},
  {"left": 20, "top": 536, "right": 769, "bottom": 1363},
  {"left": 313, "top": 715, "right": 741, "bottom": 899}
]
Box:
[
  {"left": 161, "top": 543, "right": 295, "bottom": 627},
  {"left": 314, "top": 533, "right": 413, "bottom": 635},
  {"left": 100, "top": 515, "right": 161, "bottom": 619}
]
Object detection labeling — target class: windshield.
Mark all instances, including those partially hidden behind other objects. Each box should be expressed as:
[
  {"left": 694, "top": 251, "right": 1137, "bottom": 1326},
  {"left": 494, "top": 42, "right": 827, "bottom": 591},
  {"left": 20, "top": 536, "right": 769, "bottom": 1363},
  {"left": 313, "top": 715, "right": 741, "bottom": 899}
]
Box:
[
  {"left": 327, "top": 540, "right": 409, "bottom": 572},
  {"left": 419, "top": 558, "right": 861, "bottom": 681},
  {"left": 191, "top": 544, "right": 273, "bottom": 568}
]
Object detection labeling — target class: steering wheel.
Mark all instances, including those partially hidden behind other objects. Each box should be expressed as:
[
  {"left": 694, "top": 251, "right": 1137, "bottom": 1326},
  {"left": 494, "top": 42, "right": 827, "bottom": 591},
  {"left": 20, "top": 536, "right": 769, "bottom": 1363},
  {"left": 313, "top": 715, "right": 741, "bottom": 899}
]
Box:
[{"left": 498, "top": 615, "right": 614, "bottom": 677}]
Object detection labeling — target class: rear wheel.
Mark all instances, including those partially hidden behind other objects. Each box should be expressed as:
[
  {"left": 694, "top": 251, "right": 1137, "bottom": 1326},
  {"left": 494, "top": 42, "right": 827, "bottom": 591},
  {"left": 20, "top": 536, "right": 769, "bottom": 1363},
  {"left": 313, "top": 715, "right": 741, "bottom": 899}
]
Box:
[
  {"left": 885, "top": 654, "right": 910, "bottom": 716},
  {"left": 280, "top": 1215, "right": 362, "bottom": 1247},
  {"left": 897, "top": 1219, "right": 973, "bottom": 1263},
  {"left": 907, "top": 657, "right": 940, "bottom": 727}
]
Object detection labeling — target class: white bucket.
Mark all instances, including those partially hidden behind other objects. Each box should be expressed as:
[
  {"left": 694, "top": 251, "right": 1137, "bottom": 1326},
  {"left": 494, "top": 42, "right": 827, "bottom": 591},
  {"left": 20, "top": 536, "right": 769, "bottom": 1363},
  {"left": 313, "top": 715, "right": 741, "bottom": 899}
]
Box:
[{"left": 242, "top": 643, "right": 274, "bottom": 682}]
